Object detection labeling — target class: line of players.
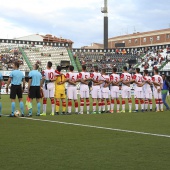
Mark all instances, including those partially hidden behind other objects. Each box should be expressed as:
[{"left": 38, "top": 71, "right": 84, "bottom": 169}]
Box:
[{"left": 40, "top": 63, "right": 164, "bottom": 116}]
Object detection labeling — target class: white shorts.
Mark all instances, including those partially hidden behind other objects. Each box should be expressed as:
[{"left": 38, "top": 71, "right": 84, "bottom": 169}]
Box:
[
  {"left": 111, "top": 86, "right": 120, "bottom": 99},
  {"left": 91, "top": 86, "right": 101, "bottom": 99},
  {"left": 144, "top": 90, "right": 152, "bottom": 99},
  {"left": 153, "top": 90, "right": 162, "bottom": 99},
  {"left": 43, "top": 88, "right": 54, "bottom": 98},
  {"left": 67, "top": 87, "right": 77, "bottom": 100},
  {"left": 80, "top": 86, "right": 89, "bottom": 98},
  {"left": 121, "top": 86, "right": 131, "bottom": 99},
  {"left": 101, "top": 87, "right": 110, "bottom": 99},
  {"left": 134, "top": 90, "right": 144, "bottom": 99}
]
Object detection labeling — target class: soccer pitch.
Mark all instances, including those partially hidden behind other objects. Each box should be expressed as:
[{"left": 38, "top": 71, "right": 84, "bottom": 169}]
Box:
[{"left": 1, "top": 95, "right": 170, "bottom": 170}]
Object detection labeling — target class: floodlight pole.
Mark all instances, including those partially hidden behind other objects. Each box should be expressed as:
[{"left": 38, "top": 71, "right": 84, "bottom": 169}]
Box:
[{"left": 101, "top": 0, "right": 108, "bottom": 49}]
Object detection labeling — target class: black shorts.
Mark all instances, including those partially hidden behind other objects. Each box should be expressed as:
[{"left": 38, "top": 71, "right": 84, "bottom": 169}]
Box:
[
  {"left": 29, "top": 86, "right": 41, "bottom": 99},
  {"left": 10, "top": 85, "right": 22, "bottom": 99}
]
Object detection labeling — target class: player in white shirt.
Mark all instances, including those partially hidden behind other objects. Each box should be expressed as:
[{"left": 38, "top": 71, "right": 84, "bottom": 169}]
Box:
[
  {"left": 120, "top": 66, "right": 132, "bottom": 113},
  {"left": 132, "top": 68, "right": 145, "bottom": 112},
  {"left": 66, "top": 65, "right": 79, "bottom": 114},
  {"left": 152, "top": 69, "right": 164, "bottom": 112},
  {"left": 109, "top": 67, "right": 120, "bottom": 113},
  {"left": 90, "top": 66, "right": 104, "bottom": 114},
  {"left": 78, "top": 65, "right": 91, "bottom": 114},
  {"left": 143, "top": 70, "right": 153, "bottom": 111},
  {"left": 101, "top": 69, "right": 111, "bottom": 113},
  {"left": 41, "top": 61, "right": 55, "bottom": 116}
]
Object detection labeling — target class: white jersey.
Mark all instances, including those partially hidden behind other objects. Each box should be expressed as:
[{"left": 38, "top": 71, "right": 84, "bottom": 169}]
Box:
[
  {"left": 110, "top": 73, "right": 120, "bottom": 85},
  {"left": 143, "top": 76, "right": 152, "bottom": 92},
  {"left": 120, "top": 72, "right": 132, "bottom": 87},
  {"left": 152, "top": 75, "right": 163, "bottom": 91},
  {"left": 79, "top": 72, "right": 90, "bottom": 89},
  {"left": 66, "top": 72, "right": 78, "bottom": 87},
  {"left": 101, "top": 75, "right": 110, "bottom": 88},
  {"left": 132, "top": 73, "right": 144, "bottom": 91},
  {"left": 90, "top": 72, "right": 103, "bottom": 86},
  {"left": 42, "top": 68, "right": 55, "bottom": 89}
]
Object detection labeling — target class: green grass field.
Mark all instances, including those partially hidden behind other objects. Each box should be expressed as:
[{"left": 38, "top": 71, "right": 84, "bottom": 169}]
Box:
[{"left": 1, "top": 95, "right": 170, "bottom": 170}]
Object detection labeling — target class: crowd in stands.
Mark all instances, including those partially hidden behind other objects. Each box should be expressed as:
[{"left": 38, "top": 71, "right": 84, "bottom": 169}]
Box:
[
  {"left": 0, "top": 46, "right": 24, "bottom": 70},
  {"left": 74, "top": 51, "right": 138, "bottom": 73}
]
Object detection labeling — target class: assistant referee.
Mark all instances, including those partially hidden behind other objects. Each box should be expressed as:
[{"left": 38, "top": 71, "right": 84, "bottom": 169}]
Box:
[
  {"left": 27, "top": 63, "right": 42, "bottom": 116},
  {"left": 6, "top": 61, "right": 25, "bottom": 117}
]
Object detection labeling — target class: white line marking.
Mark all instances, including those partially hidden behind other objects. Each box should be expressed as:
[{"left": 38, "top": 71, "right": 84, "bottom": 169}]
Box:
[{"left": 19, "top": 117, "right": 170, "bottom": 139}]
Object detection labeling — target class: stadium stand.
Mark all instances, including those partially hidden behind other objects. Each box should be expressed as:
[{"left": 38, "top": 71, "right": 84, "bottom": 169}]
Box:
[
  {"left": 74, "top": 51, "right": 137, "bottom": 73},
  {"left": 22, "top": 46, "right": 70, "bottom": 70},
  {"left": 0, "top": 45, "right": 29, "bottom": 71}
]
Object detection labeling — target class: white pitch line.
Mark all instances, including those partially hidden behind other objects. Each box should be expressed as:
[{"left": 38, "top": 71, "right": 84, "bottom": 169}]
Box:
[{"left": 19, "top": 117, "right": 170, "bottom": 139}]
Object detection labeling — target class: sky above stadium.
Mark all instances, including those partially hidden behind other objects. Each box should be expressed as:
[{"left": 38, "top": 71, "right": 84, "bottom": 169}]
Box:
[{"left": 0, "top": 0, "right": 170, "bottom": 47}]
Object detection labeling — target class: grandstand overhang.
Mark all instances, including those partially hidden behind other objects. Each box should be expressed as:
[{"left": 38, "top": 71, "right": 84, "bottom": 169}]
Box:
[{"left": 0, "top": 39, "right": 71, "bottom": 48}]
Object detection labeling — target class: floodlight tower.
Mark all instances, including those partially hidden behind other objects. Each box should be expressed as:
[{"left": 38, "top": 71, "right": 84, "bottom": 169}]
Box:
[{"left": 101, "top": 0, "right": 108, "bottom": 49}]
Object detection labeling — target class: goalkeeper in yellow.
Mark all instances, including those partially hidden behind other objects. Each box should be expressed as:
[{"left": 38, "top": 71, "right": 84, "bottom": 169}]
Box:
[{"left": 54, "top": 66, "right": 67, "bottom": 115}]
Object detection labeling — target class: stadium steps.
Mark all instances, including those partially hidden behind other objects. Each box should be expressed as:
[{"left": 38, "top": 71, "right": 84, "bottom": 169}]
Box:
[
  {"left": 19, "top": 47, "right": 33, "bottom": 70},
  {"left": 134, "top": 54, "right": 145, "bottom": 68},
  {"left": 75, "top": 57, "right": 82, "bottom": 72},
  {"left": 67, "top": 49, "right": 78, "bottom": 72}
]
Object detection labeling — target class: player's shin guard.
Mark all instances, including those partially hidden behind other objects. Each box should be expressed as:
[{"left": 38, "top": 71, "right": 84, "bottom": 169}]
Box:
[
  {"left": 159, "top": 99, "right": 163, "bottom": 110},
  {"left": 19, "top": 101, "right": 24, "bottom": 115},
  {"left": 111, "top": 99, "right": 114, "bottom": 111},
  {"left": 116, "top": 99, "right": 120, "bottom": 111},
  {"left": 149, "top": 100, "right": 152, "bottom": 110},
  {"left": 51, "top": 98, "right": 55, "bottom": 113},
  {"left": 93, "top": 103, "right": 96, "bottom": 112},
  {"left": 75, "top": 101, "right": 79, "bottom": 113},
  {"left": 62, "top": 101, "right": 66, "bottom": 112},
  {"left": 43, "top": 99, "right": 47, "bottom": 113},
  {"left": 98, "top": 102, "right": 102, "bottom": 112},
  {"left": 128, "top": 99, "right": 132, "bottom": 111},
  {"left": 37, "top": 102, "right": 41, "bottom": 115},
  {"left": 101, "top": 99, "right": 105, "bottom": 111},
  {"left": 107, "top": 100, "right": 110, "bottom": 111},
  {"left": 140, "top": 99, "right": 144, "bottom": 110},
  {"left": 122, "top": 100, "right": 125, "bottom": 111},
  {"left": 0, "top": 102, "right": 2, "bottom": 115},
  {"left": 86, "top": 99, "right": 90, "bottom": 112},
  {"left": 80, "top": 99, "right": 84, "bottom": 112},
  {"left": 55, "top": 100, "right": 60, "bottom": 113},
  {"left": 145, "top": 99, "right": 149, "bottom": 110},
  {"left": 135, "top": 99, "right": 139, "bottom": 111},
  {"left": 11, "top": 102, "right": 16, "bottom": 115},
  {"left": 68, "top": 100, "right": 72, "bottom": 113},
  {"left": 155, "top": 99, "right": 159, "bottom": 111}
]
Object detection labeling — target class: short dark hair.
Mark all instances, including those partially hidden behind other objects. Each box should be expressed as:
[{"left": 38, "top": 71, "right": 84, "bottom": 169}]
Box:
[
  {"left": 35, "top": 63, "right": 39, "bottom": 70},
  {"left": 14, "top": 61, "right": 19, "bottom": 68},
  {"left": 47, "top": 61, "right": 52, "bottom": 68},
  {"left": 102, "top": 68, "right": 106, "bottom": 73},
  {"left": 136, "top": 68, "right": 140, "bottom": 73},
  {"left": 69, "top": 65, "right": 74, "bottom": 71},
  {"left": 123, "top": 66, "right": 127, "bottom": 71},
  {"left": 57, "top": 65, "right": 62, "bottom": 72},
  {"left": 82, "top": 65, "right": 86, "bottom": 71},
  {"left": 154, "top": 69, "right": 159, "bottom": 74},
  {"left": 144, "top": 70, "right": 148, "bottom": 75},
  {"left": 94, "top": 66, "right": 98, "bottom": 72},
  {"left": 113, "top": 67, "right": 117, "bottom": 73}
]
